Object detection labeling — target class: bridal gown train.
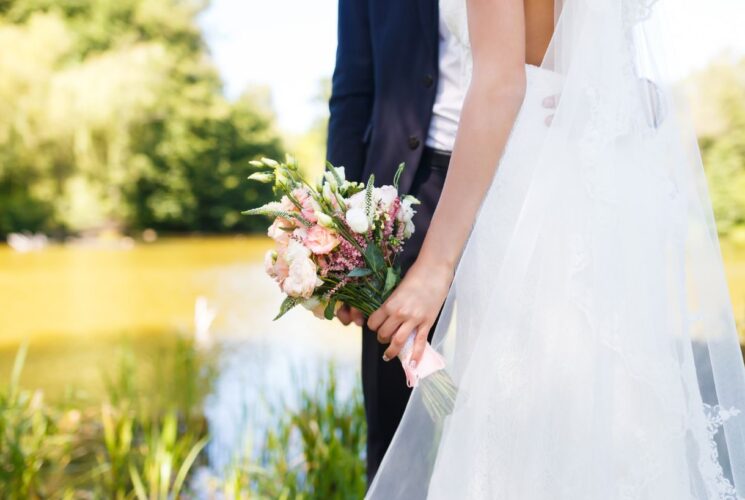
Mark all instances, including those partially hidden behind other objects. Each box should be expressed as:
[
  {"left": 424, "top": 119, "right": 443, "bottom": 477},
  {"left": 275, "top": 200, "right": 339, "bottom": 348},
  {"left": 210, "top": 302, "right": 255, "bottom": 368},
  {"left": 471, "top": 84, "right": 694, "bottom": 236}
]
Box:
[{"left": 367, "top": 0, "right": 745, "bottom": 499}]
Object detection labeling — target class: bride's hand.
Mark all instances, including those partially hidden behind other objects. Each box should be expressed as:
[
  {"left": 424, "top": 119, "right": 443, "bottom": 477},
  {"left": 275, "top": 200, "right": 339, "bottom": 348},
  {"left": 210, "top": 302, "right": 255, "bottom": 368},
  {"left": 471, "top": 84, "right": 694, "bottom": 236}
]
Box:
[{"left": 367, "top": 259, "right": 453, "bottom": 367}]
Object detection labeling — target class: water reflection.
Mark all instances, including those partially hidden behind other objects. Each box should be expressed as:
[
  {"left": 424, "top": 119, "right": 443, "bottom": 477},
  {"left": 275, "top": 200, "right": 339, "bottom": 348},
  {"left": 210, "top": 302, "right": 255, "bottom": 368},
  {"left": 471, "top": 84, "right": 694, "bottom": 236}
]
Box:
[
  {"left": 0, "top": 237, "right": 359, "bottom": 390},
  {"left": 203, "top": 264, "right": 360, "bottom": 468}
]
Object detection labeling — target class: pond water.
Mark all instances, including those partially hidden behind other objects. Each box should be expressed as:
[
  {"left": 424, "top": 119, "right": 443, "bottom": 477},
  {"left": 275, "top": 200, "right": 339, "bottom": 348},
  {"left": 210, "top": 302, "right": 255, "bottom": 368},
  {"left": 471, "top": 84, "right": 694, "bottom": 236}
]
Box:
[
  {"left": 0, "top": 237, "right": 359, "bottom": 394},
  {"left": 1, "top": 236, "right": 744, "bottom": 466}
]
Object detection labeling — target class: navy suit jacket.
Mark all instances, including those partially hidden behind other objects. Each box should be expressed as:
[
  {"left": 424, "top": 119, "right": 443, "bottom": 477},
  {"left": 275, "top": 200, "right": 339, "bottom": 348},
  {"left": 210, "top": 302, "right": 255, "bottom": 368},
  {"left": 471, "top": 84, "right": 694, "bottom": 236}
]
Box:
[{"left": 327, "top": 0, "right": 439, "bottom": 195}]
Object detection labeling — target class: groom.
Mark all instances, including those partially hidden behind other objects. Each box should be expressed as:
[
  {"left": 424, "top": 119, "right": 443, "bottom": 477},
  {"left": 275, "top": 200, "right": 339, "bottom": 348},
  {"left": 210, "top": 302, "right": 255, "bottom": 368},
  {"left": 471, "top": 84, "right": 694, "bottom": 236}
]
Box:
[{"left": 326, "top": 0, "right": 449, "bottom": 483}]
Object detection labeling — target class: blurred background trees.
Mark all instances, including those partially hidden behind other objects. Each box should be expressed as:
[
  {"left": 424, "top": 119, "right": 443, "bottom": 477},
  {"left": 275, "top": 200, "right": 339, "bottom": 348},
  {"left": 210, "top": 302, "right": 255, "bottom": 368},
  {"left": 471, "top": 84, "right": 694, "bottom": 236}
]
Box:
[
  {"left": 0, "top": 0, "right": 744, "bottom": 240},
  {"left": 0, "top": 0, "right": 283, "bottom": 237},
  {"left": 688, "top": 56, "right": 745, "bottom": 240}
]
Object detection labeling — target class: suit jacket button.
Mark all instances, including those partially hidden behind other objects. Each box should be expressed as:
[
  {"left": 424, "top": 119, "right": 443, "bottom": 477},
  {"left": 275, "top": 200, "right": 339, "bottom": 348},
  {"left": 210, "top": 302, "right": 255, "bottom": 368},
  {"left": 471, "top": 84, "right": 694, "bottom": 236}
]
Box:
[
  {"left": 408, "top": 135, "right": 421, "bottom": 150},
  {"left": 423, "top": 74, "right": 434, "bottom": 88}
]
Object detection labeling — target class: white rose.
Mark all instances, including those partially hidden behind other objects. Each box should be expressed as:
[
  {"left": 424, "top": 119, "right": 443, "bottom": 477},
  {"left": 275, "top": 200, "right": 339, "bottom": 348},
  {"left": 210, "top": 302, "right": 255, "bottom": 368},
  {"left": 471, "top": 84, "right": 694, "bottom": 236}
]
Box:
[
  {"left": 346, "top": 207, "right": 369, "bottom": 233},
  {"left": 267, "top": 218, "right": 291, "bottom": 244},
  {"left": 285, "top": 239, "right": 311, "bottom": 264},
  {"left": 397, "top": 199, "right": 415, "bottom": 224},
  {"left": 403, "top": 219, "right": 415, "bottom": 238},
  {"left": 282, "top": 256, "right": 320, "bottom": 299},
  {"left": 324, "top": 166, "right": 346, "bottom": 186},
  {"left": 374, "top": 185, "right": 398, "bottom": 211},
  {"left": 346, "top": 191, "right": 366, "bottom": 211}
]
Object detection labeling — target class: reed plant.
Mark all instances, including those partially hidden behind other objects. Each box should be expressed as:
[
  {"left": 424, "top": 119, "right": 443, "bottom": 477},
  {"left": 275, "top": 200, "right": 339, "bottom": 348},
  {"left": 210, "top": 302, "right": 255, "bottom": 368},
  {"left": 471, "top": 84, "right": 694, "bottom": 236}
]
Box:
[
  {"left": 1, "top": 340, "right": 367, "bottom": 499},
  {"left": 0, "top": 344, "right": 78, "bottom": 499},
  {"left": 255, "top": 366, "right": 367, "bottom": 499}
]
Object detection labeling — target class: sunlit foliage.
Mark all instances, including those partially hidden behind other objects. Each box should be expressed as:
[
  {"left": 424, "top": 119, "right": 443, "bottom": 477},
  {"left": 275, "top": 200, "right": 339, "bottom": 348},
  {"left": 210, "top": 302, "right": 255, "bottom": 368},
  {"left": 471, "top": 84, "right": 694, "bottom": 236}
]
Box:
[
  {"left": 687, "top": 56, "right": 745, "bottom": 239},
  {"left": 0, "top": 0, "right": 283, "bottom": 236}
]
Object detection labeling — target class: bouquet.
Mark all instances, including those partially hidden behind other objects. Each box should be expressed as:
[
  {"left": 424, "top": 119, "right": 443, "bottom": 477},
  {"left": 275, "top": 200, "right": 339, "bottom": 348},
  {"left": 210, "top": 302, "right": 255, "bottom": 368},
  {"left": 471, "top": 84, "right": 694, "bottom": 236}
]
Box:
[{"left": 244, "top": 156, "right": 456, "bottom": 417}]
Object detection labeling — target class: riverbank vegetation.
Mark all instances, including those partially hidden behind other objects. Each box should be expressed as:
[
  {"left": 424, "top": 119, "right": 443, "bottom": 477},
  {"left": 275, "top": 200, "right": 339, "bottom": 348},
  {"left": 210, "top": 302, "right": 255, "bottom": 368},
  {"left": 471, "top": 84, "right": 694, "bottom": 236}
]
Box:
[
  {"left": 0, "top": 339, "right": 366, "bottom": 498},
  {"left": 0, "top": 0, "right": 282, "bottom": 238},
  {"left": 1, "top": 1, "right": 743, "bottom": 241}
]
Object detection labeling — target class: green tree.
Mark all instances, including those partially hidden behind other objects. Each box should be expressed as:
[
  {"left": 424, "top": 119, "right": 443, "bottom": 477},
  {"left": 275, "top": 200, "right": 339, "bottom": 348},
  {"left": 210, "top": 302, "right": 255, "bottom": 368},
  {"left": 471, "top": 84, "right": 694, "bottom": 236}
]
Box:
[{"left": 0, "top": 0, "right": 283, "bottom": 237}]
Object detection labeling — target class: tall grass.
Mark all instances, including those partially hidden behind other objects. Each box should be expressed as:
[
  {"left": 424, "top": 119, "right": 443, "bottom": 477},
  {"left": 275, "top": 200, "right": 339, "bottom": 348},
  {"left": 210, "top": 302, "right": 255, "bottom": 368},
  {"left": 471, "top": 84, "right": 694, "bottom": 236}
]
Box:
[
  {"left": 0, "top": 343, "right": 49, "bottom": 498},
  {"left": 0, "top": 340, "right": 367, "bottom": 499},
  {"left": 239, "top": 367, "right": 367, "bottom": 499},
  {"left": 128, "top": 413, "right": 207, "bottom": 500},
  {"left": 0, "top": 344, "right": 77, "bottom": 499}
]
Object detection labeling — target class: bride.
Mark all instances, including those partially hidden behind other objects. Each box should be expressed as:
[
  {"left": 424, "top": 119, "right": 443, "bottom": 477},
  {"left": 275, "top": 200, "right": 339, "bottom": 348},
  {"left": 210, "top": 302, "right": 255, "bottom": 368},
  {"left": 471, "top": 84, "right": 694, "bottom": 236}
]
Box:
[{"left": 365, "top": 0, "right": 745, "bottom": 498}]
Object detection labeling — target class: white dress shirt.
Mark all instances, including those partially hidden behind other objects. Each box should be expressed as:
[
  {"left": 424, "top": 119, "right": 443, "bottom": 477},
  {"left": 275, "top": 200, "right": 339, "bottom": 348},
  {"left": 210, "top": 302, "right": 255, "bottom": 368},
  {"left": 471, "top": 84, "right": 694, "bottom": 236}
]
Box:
[{"left": 426, "top": 14, "right": 467, "bottom": 152}]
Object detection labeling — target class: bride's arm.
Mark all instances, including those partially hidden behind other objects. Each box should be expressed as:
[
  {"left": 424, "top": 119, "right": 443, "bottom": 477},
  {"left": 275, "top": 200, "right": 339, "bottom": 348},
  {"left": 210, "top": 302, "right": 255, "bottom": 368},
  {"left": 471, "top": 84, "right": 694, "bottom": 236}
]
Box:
[{"left": 368, "top": 0, "right": 527, "bottom": 365}]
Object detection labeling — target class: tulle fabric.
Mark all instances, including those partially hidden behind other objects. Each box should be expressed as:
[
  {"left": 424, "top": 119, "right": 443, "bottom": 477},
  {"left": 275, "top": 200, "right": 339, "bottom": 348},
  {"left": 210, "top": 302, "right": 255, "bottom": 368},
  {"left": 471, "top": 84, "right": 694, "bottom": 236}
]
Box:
[{"left": 366, "top": 0, "right": 745, "bottom": 498}]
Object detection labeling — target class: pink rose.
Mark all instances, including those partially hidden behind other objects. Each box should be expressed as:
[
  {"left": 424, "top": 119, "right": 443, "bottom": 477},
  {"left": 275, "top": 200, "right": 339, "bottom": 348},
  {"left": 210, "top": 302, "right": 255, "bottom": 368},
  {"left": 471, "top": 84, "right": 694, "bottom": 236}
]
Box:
[
  {"left": 264, "top": 250, "right": 276, "bottom": 275},
  {"left": 303, "top": 225, "right": 339, "bottom": 255},
  {"left": 316, "top": 254, "right": 329, "bottom": 275},
  {"left": 280, "top": 195, "right": 297, "bottom": 212},
  {"left": 293, "top": 226, "right": 308, "bottom": 242},
  {"left": 293, "top": 188, "right": 318, "bottom": 223},
  {"left": 265, "top": 248, "right": 290, "bottom": 284},
  {"left": 268, "top": 218, "right": 293, "bottom": 245},
  {"left": 281, "top": 241, "right": 321, "bottom": 298},
  {"left": 281, "top": 254, "right": 321, "bottom": 299}
]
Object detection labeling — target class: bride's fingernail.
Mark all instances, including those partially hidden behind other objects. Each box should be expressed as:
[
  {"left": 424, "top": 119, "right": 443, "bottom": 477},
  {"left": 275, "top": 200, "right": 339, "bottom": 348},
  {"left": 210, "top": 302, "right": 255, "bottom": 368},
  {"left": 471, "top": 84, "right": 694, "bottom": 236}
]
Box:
[
  {"left": 382, "top": 354, "right": 390, "bottom": 362},
  {"left": 409, "top": 360, "right": 418, "bottom": 370}
]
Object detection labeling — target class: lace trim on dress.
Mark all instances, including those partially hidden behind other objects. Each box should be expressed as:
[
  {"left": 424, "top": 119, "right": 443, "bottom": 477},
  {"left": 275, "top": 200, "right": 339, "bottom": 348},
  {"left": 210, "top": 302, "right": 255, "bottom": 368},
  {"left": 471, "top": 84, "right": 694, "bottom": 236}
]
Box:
[
  {"left": 701, "top": 404, "right": 744, "bottom": 500},
  {"left": 622, "top": 0, "right": 659, "bottom": 28}
]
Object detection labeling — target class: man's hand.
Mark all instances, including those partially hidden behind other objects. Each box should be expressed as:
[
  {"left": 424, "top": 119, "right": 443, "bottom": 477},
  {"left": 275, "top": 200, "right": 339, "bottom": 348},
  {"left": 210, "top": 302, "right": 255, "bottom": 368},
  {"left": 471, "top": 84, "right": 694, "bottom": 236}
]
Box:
[{"left": 337, "top": 304, "right": 365, "bottom": 327}]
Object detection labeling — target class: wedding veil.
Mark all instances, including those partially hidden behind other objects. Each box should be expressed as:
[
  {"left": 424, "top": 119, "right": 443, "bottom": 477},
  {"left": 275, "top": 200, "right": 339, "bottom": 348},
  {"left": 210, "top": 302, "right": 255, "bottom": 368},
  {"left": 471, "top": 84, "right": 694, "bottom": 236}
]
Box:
[{"left": 367, "top": 0, "right": 745, "bottom": 498}]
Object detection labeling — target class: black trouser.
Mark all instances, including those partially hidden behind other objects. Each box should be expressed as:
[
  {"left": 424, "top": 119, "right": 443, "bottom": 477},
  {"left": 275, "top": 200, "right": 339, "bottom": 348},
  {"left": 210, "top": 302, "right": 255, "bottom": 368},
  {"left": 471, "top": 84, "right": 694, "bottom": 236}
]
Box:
[{"left": 361, "top": 147, "right": 450, "bottom": 484}]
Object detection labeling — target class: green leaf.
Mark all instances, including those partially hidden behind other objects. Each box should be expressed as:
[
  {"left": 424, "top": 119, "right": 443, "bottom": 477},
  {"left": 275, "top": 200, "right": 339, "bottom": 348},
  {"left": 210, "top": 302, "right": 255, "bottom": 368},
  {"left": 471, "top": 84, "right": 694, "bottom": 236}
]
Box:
[
  {"left": 324, "top": 298, "right": 338, "bottom": 320},
  {"left": 242, "top": 207, "right": 312, "bottom": 227},
  {"left": 393, "top": 162, "right": 406, "bottom": 190},
  {"left": 347, "top": 268, "right": 373, "bottom": 278},
  {"left": 172, "top": 437, "right": 209, "bottom": 498},
  {"left": 383, "top": 267, "right": 400, "bottom": 296},
  {"left": 129, "top": 465, "right": 148, "bottom": 500},
  {"left": 364, "top": 244, "right": 385, "bottom": 274},
  {"left": 274, "top": 296, "right": 301, "bottom": 320}
]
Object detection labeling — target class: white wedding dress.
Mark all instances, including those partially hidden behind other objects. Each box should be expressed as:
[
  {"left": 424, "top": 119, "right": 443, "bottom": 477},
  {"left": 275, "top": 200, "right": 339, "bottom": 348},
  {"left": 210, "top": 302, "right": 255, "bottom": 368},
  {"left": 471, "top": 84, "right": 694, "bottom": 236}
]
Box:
[{"left": 367, "top": 0, "right": 745, "bottom": 499}]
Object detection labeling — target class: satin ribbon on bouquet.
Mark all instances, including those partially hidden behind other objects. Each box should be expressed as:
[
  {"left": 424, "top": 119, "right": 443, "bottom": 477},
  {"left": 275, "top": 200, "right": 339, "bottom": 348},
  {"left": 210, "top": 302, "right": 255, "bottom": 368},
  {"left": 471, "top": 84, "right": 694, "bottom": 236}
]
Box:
[
  {"left": 398, "top": 333, "right": 448, "bottom": 389},
  {"left": 395, "top": 333, "right": 457, "bottom": 418}
]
